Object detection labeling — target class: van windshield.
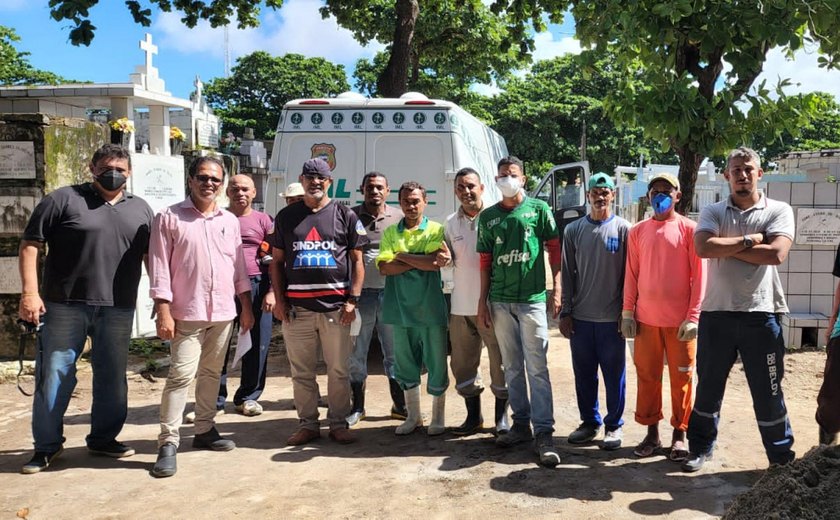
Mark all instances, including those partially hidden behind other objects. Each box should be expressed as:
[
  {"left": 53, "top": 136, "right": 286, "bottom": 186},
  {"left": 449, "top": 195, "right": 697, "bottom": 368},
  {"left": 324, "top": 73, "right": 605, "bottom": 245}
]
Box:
[{"left": 534, "top": 167, "right": 585, "bottom": 211}]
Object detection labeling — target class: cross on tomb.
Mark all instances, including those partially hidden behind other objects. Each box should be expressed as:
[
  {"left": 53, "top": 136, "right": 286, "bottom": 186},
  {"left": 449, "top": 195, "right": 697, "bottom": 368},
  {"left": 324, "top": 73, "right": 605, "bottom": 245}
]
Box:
[
  {"left": 194, "top": 75, "right": 203, "bottom": 103},
  {"left": 140, "top": 33, "right": 158, "bottom": 71}
]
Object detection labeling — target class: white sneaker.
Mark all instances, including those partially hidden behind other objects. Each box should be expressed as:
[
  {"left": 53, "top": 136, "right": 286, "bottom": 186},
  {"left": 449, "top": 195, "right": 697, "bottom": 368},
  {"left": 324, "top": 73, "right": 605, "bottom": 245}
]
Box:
[
  {"left": 601, "top": 427, "right": 623, "bottom": 451},
  {"left": 235, "top": 400, "right": 263, "bottom": 417}
]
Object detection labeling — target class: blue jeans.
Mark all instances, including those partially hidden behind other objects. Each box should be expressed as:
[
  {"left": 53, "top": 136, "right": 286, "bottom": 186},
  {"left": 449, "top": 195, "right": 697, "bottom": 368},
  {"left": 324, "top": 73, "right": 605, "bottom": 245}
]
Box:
[
  {"left": 219, "top": 274, "right": 273, "bottom": 406},
  {"left": 687, "top": 311, "right": 795, "bottom": 464},
  {"left": 348, "top": 288, "right": 396, "bottom": 382},
  {"left": 32, "top": 302, "right": 135, "bottom": 452},
  {"left": 569, "top": 319, "right": 626, "bottom": 431},
  {"left": 491, "top": 302, "right": 554, "bottom": 435}
]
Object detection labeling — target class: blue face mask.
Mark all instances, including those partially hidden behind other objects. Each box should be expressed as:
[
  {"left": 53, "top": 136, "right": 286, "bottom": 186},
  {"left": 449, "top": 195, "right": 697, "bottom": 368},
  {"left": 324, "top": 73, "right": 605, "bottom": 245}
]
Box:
[{"left": 652, "top": 193, "right": 673, "bottom": 214}]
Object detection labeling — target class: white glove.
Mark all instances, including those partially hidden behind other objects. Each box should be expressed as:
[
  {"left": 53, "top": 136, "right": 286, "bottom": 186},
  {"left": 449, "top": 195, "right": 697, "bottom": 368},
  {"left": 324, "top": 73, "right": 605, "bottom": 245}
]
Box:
[
  {"left": 677, "top": 320, "right": 698, "bottom": 341},
  {"left": 620, "top": 310, "right": 637, "bottom": 339}
]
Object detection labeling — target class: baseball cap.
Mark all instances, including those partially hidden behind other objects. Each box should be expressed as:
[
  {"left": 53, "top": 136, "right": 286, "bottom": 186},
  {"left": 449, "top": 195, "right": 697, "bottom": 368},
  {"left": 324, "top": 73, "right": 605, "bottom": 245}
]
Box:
[
  {"left": 648, "top": 172, "right": 680, "bottom": 191},
  {"left": 301, "top": 158, "right": 332, "bottom": 178},
  {"left": 588, "top": 172, "right": 615, "bottom": 190},
  {"left": 283, "top": 182, "right": 304, "bottom": 197}
]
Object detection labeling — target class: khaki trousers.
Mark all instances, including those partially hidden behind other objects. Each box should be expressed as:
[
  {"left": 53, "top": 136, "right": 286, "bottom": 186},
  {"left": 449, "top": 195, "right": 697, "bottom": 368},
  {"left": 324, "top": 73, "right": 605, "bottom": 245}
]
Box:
[
  {"left": 158, "top": 320, "right": 233, "bottom": 447},
  {"left": 449, "top": 314, "right": 507, "bottom": 399},
  {"left": 283, "top": 308, "right": 352, "bottom": 431}
]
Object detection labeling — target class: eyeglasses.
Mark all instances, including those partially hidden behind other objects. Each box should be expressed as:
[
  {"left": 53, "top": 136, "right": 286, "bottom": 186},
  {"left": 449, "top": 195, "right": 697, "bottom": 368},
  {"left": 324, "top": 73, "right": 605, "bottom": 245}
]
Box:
[
  {"left": 194, "top": 174, "right": 223, "bottom": 184},
  {"left": 303, "top": 174, "right": 329, "bottom": 183}
]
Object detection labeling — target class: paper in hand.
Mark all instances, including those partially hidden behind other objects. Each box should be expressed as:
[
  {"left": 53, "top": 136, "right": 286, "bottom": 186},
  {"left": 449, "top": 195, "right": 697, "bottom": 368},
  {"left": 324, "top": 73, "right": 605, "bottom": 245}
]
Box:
[{"left": 232, "top": 328, "right": 252, "bottom": 369}]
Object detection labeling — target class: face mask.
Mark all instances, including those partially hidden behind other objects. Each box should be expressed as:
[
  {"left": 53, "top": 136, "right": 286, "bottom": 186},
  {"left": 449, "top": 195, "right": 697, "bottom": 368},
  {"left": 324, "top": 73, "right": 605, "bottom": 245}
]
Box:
[
  {"left": 96, "top": 170, "right": 127, "bottom": 191},
  {"left": 496, "top": 176, "right": 522, "bottom": 198},
  {"left": 652, "top": 193, "right": 673, "bottom": 214}
]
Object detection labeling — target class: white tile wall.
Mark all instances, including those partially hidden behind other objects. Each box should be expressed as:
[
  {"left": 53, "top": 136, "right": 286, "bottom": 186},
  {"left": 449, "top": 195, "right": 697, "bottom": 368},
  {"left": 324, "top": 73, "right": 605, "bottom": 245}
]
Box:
[
  {"left": 787, "top": 250, "right": 812, "bottom": 273},
  {"left": 811, "top": 295, "right": 833, "bottom": 316},
  {"left": 812, "top": 273, "right": 836, "bottom": 296},
  {"left": 788, "top": 272, "right": 811, "bottom": 295},
  {"left": 813, "top": 249, "right": 836, "bottom": 273},
  {"left": 815, "top": 182, "right": 838, "bottom": 206},
  {"left": 778, "top": 271, "right": 788, "bottom": 293},
  {"left": 768, "top": 182, "right": 791, "bottom": 203},
  {"left": 791, "top": 183, "right": 814, "bottom": 205},
  {"left": 788, "top": 294, "right": 811, "bottom": 313}
]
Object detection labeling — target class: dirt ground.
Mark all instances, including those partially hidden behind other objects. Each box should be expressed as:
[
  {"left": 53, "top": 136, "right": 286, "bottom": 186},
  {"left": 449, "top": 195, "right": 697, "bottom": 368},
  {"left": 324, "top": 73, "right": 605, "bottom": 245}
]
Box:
[{"left": 0, "top": 327, "right": 831, "bottom": 520}]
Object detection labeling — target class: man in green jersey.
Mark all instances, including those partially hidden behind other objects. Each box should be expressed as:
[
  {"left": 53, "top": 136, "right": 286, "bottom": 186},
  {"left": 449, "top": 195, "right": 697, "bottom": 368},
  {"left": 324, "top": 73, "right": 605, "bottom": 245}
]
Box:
[
  {"left": 477, "top": 156, "right": 563, "bottom": 467},
  {"left": 377, "top": 182, "right": 451, "bottom": 436}
]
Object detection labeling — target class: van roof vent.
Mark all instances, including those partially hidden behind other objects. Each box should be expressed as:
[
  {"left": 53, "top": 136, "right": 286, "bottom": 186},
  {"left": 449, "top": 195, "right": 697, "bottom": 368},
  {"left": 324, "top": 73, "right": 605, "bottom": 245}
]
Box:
[
  {"left": 400, "top": 92, "right": 429, "bottom": 100},
  {"left": 336, "top": 91, "right": 366, "bottom": 101}
]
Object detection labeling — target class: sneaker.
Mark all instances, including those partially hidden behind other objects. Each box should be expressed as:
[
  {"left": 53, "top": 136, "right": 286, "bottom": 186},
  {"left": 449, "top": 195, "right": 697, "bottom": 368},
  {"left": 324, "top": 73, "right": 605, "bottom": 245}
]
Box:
[
  {"left": 568, "top": 423, "right": 600, "bottom": 444},
  {"left": 535, "top": 432, "right": 560, "bottom": 467},
  {"left": 601, "top": 427, "right": 622, "bottom": 451},
  {"left": 21, "top": 447, "right": 64, "bottom": 474},
  {"left": 496, "top": 424, "right": 533, "bottom": 448},
  {"left": 88, "top": 440, "right": 136, "bottom": 458},
  {"left": 682, "top": 451, "right": 712, "bottom": 472},
  {"left": 235, "top": 400, "right": 263, "bottom": 417},
  {"left": 192, "top": 427, "right": 236, "bottom": 451},
  {"left": 346, "top": 409, "right": 366, "bottom": 427}
]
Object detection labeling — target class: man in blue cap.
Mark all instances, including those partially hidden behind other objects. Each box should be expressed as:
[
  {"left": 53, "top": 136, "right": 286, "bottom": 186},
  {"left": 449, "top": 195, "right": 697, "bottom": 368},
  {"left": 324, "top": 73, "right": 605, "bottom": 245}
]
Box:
[{"left": 559, "top": 172, "right": 631, "bottom": 451}]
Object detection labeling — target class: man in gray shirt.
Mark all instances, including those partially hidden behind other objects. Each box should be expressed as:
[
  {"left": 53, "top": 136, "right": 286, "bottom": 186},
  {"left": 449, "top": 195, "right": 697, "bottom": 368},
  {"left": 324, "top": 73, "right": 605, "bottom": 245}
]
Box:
[
  {"left": 559, "top": 172, "right": 631, "bottom": 451},
  {"left": 683, "top": 146, "right": 796, "bottom": 472}
]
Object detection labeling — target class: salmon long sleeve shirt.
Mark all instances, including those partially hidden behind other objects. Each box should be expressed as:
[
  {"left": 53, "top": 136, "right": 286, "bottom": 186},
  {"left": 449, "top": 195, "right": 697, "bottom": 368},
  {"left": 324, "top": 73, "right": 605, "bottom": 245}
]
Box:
[
  {"left": 622, "top": 213, "right": 706, "bottom": 327},
  {"left": 149, "top": 198, "right": 251, "bottom": 322}
]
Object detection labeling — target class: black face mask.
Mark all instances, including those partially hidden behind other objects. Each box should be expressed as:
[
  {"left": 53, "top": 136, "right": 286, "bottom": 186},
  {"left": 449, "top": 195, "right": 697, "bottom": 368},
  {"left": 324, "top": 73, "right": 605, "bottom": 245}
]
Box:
[{"left": 96, "top": 169, "right": 127, "bottom": 191}]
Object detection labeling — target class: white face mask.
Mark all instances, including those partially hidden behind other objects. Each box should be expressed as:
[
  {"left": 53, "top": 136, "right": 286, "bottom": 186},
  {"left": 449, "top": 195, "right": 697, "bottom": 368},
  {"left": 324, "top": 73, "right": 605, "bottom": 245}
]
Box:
[{"left": 496, "top": 176, "right": 522, "bottom": 198}]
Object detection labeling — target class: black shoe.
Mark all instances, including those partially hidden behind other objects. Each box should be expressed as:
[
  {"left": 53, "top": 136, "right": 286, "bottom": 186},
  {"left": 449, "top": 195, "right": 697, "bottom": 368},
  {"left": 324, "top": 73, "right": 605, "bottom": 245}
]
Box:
[
  {"left": 21, "top": 447, "right": 64, "bottom": 474},
  {"left": 496, "top": 423, "right": 533, "bottom": 447},
  {"left": 568, "top": 423, "right": 601, "bottom": 444},
  {"left": 88, "top": 440, "right": 136, "bottom": 458},
  {"left": 820, "top": 426, "right": 839, "bottom": 446},
  {"left": 681, "top": 451, "right": 712, "bottom": 473},
  {"left": 451, "top": 395, "right": 483, "bottom": 436},
  {"left": 151, "top": 443, "right": 177, "bottom": 478},
  {"left": 535, "top": 432, "right": 560, "bottom": 467},
  {"left": 193, "top": 427, "right": 236, "bottom": 451},
  {"left": 389, "top": 378, "right": 407, "bottom": 419}
]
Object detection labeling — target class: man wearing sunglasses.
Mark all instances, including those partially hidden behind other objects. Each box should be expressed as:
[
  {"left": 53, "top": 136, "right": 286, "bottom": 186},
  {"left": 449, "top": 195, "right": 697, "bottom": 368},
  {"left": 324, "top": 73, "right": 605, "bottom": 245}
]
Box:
[
  {"left": 149, "top": 156, "right": 254, "bottom": 478},
  {"left": 270, "top": 158, "right": 367, "bottom": 446}
]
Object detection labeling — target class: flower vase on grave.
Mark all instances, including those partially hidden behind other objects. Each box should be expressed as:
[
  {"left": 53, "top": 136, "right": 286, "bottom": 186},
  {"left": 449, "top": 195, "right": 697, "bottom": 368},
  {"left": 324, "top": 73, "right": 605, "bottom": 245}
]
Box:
[
  {"left": 170, "top": 139, "right": 184, "bottom": 155},
  {"left": 111, "top": 130, "right": 131, "bottom": 148}
]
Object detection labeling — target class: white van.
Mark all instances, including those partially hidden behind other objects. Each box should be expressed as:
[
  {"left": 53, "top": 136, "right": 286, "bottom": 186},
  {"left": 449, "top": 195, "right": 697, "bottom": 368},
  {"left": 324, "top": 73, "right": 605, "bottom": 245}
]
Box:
[{"left": 266, "top": 92, "right": 508, "bottom": 221}]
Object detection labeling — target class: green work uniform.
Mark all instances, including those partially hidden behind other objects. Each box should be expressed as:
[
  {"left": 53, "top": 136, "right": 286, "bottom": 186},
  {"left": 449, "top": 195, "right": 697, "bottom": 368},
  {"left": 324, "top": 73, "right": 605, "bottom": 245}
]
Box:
[{"left": 376, "top": 217, "right": 449, "bottom": 395}]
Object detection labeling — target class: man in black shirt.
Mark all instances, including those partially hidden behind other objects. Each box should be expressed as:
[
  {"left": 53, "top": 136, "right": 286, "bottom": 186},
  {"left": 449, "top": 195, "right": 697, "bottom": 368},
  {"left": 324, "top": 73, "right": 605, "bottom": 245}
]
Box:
[{"left": 18, "top": 144, "right": 154, "bottom": 474}]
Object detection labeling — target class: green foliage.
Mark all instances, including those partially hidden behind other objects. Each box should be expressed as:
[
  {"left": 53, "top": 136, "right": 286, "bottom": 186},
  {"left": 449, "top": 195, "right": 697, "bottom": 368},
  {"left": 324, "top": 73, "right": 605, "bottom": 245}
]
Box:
[
  {"left": 48, "top": 0, "right": 284, "bottom": 45},
  {"left": 129, "top": 338, "right": 167, "bottom": 373},
  {"left": 326, "top": 0, "right": 530, "bottom": 97},
  {"left": 486, "top": 52, "right": 673, "bottom": 177},
  {"left": 0, "top": 25, "right": 73, "bottom": 85},
  {"left": 204, "top": 52, "right": 349, "bottom": 139},
  {"left": 494, "top": 0, "right": 840, "bottom": 211},
  {"left": 749, "top": 92, "right": 840, "bottom": 160}
]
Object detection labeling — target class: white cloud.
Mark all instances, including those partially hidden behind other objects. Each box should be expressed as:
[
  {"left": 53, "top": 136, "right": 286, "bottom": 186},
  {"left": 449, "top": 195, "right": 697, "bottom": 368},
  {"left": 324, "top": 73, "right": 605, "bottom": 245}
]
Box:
[
  {"left": 471, "top": 82, "right": 502, "bottom": 96},
  {"left": 0, "top": 0, "right": 30, "bottom": 11},
  {"left": 154, "top": 0, "right": 383, "bottom": 69},
  {"left": 757, "top": 44, "right": 840, "bottom": 101},
  {"left": 531, "top": 31, "right": 582, "bottom": 62}
]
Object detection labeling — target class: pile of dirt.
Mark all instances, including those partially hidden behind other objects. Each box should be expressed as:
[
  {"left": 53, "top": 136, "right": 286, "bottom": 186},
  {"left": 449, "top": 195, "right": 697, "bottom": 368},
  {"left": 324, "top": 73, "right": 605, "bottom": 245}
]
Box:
[{"left": 723, "top": 445, "right": 840, "bottom": 519}]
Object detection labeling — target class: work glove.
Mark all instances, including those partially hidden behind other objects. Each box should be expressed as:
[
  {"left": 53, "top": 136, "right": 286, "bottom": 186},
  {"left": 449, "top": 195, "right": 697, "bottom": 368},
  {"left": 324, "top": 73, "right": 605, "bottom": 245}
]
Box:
[
  {"left": 677, "top": 320, "right": 698, "bottom": 341},
  {"left": 620, "top": 310, "right": 637, "bottom": 339}
]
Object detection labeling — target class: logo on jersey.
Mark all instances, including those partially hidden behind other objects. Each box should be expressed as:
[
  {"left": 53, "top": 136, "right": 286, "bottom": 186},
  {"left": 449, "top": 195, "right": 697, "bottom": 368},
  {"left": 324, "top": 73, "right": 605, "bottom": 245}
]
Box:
[
  {"left": 311, "top": 143, "right": 337, "bottom": 170},
  {"left": 496, "top": 249, "right": 531, "bottom": 267},
  {"left": 293, "top": 228, "right": 337, "bottom": 268},
  {"left": 355, "top": 219, "right": 367, "bottom": 236},
  {"left": 495, "top": 236, "right": 504, "bottom": 245},
  {"left": 605, "top": 236, "right": 620, "bottom": 253}
]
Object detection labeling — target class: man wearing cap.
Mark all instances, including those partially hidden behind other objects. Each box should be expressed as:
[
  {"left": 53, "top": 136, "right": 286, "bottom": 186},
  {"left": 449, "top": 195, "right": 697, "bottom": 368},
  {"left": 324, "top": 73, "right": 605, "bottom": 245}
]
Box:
[
  {"left": 621, "top": 172, "right": 706, "bottom": 461},
  {"left": 476, "top": 156, "right": 562, "bottom": 467},
  {"left": 284, "top": 182, "right": 304, "bottom": 206},
  {"left": 683, "top": 147, "right": 796, "bottom": 472},
  {"left": 347, "top": 172, "right": 406, "bottom": 426},
  {"left": 150, "top": 156, "right": 254, "bottom": 478},
  {"left": 214, "top": 174, "right": 276, "bottom": 417},
  {"left": 18, "top": 144, "right": 153, "bottom": 474},
  {"left": 270, "top": 158, "right": 366, "bottom": 446},
  {"left": 559, "top": 172, "right": 631, "bottom": 451}
]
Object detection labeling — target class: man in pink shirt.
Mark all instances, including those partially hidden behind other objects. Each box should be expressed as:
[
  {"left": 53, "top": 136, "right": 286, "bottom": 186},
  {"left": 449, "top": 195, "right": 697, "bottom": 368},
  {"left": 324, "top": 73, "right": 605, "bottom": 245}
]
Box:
[
  {"left": 621, "top": 172, "right": 705, "bottom": 462},
  {"left": 149, "top": 156, "right": 254, "bottom": 478}
]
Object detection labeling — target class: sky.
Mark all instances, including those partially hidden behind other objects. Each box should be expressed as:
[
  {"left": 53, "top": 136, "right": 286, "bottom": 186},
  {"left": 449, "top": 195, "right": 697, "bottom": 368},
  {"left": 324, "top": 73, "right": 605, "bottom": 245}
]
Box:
[{"left": 1, "top": 0, "right": 839, "bottom": 103}]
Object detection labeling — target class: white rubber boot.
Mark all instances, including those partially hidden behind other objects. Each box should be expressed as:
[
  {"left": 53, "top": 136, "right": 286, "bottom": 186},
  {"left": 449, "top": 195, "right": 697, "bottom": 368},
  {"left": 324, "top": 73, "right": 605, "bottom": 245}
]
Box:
[
  {"left": 395, "top": 386, "right": 423, "bottom": 435},
  {"left": 427, "top": 392, "right": 446, "bottom": 436}
]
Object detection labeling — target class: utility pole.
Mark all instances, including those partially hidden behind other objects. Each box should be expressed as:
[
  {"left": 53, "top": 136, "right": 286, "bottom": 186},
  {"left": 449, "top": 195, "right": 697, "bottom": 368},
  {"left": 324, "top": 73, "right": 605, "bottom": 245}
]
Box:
[
  {"left": 224, "top": 25, "right": 231, "bottom": 77},
  {"left": 580, "top": 119, "right": 587, "bottom": 162}
]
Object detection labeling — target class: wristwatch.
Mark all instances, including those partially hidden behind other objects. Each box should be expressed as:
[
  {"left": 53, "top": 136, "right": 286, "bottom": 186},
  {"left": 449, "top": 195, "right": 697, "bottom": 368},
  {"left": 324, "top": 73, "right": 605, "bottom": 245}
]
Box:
[
  {"left": 743, "top": 235, "right": 754, "bottom": 248},
  {"left": 345, "top": 295, "right": 360, "bottom": 305}
]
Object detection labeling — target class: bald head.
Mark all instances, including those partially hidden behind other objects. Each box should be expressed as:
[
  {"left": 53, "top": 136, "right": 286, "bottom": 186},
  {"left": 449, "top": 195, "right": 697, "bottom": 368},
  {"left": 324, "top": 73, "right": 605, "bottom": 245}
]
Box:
[{"left": 227, "top": 174, "right": 257, "bottom": 215}]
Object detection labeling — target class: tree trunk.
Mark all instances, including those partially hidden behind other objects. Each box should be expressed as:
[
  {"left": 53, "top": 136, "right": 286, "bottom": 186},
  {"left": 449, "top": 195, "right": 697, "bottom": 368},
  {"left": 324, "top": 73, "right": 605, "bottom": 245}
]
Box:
[
  {"left": 377, "top": 0, "right": 419, "bottom": 98},
  {"left": 675, "top": 147, "right": 704, "bottom": 215}
]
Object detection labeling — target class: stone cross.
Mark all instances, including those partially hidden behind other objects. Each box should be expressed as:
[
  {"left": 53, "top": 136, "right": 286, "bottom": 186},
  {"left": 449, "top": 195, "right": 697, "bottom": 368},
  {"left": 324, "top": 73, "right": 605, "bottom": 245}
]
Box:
[
  {"left": 140, "top": 33, "right": 158, "bottom": 71},
  {"left": 194, "top": 75, "right": 204, "bottom": 103}
]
